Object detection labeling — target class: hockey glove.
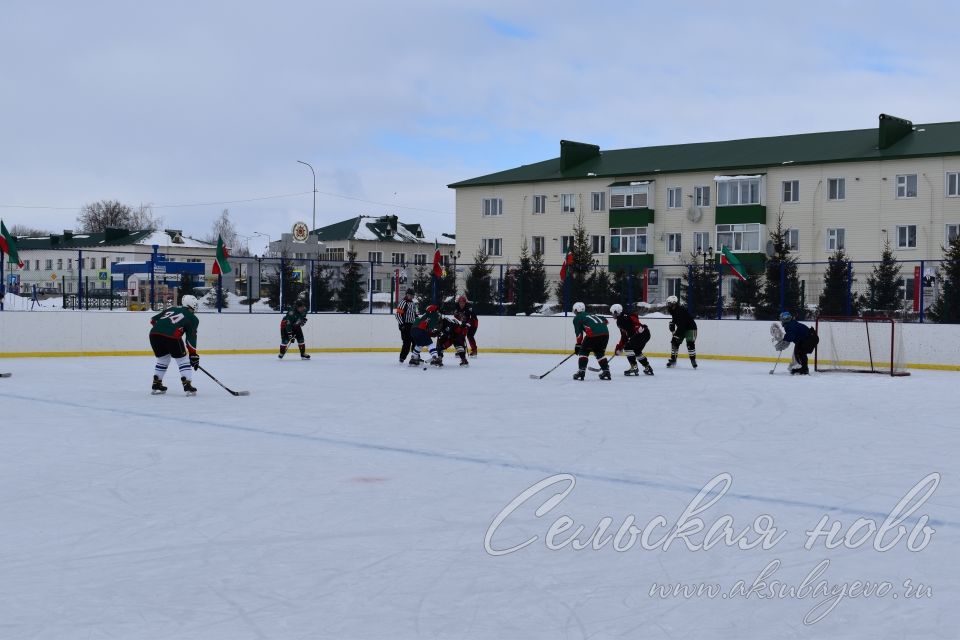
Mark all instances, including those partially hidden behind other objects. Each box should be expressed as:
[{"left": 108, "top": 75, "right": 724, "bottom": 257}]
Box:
[
  {"left": 300, "top": 317, "right": 308, "bottom": 325},
  {"left": 574, "top": 344, "right": 581, "bottom": 355},
  {"left": 189, "top": 353, "right": 200, "bottom": 370},
  {"left": 774, "top": 340, "right": 789, "bottom": 352},
  {"left": 669, "top": 321, "right": 676, "bottom": 333}
]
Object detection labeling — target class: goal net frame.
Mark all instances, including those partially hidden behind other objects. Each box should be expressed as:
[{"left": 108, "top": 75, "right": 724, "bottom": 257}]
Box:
[{"left": 814, "top": 315, "right": 910, "bottom": 376}]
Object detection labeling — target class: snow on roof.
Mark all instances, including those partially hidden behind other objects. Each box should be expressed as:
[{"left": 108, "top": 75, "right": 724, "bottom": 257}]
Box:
[{"left": 134, "top": 231, "right": 214, "bottom": 249}]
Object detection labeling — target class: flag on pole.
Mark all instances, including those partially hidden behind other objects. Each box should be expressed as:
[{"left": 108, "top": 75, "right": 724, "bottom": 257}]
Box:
[
  {"left": 432, "top": 239, "right": 443, "bottom": 278},
  {"left": 719, "top": 245, "right": 746, "bottom": 281},
  {"left": 212, "top": 234, "right": 232, "bottom": 275},
  {"left": 0, "top": 220, "right": 24, "bottom": 268},
  {"left": 559, "top": 252, "right": 574, "bottom": 280}
]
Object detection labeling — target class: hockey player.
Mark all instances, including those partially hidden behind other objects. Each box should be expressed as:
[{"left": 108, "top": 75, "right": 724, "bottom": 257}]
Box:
[
  {"left": 454, "top": 295, "right": 479, "bottom": 356},
  {"left": 572, "top": 301, "right": 611, "bottom": 380},
  {"left": 279, "top": 298, "right": 310, "bottom": 360},
  {"left": 610, "top": 304, "right": 654, "bottom": 376},
  {"left": 665, "top": 295, "right": 698, "bottom": 368},
  {"left": 436, "top": 316, "right": 470, "bottom": 366},
  {"left": 149, "top": 294, "right": 200, "bottom": 395},
  {"left": 396, "top": 288, "right": 417, "bottom": 363},
  {"left": 410, "top": 304, "right": 442, "bottom": 366},
  {"left": 775, "top": 311, "right": 819, "bottom": 375}
]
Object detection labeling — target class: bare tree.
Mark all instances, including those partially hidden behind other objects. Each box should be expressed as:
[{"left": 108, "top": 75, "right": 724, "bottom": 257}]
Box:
[
  {"left": 8, "top": 224, "right": 51, "bottom": 237},
  {"left": 77, "top": 200, "right": 161, "bottom": 232},
  {"left": 206, "top": 209, "right": 249, "bottom": 255}
]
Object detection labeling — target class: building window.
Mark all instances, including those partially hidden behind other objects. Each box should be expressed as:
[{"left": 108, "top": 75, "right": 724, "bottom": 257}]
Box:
[
  {"left": 390, "top": 252, "right": 405, "bottom": 265},
  {"left": 666, "top": 278, "right": 682, "bottom": 298},
  {"left": 610, "top": 227, "right": 648, "bottom": 254},
  {"left": 101, "top": 257, "right": 107, "bottom": 269},
  {"left": 45, "top": 259, "right": 52, "bottom": 270},
  {"left": 667, "top": 187, "right": 682, "bottom": 209},
  {"left": 716, "top": 223, "right": 761, "bottom": 252},
  {"left": 947, "top": 172, "right": 960, "bottom": 197},
  {"left": 35, "top": 260, "right": 39, "bottom": 270},
  {"left": 561, "top": 193, "right": 576, "bottom": 214},
  {"left": 786, "top": 228, "right": 800, "bottom": 251},
  {"left": 532, "top": 236, "right": 545, "bottom": 255},
  {"left": 560, "top": 235, "right": 574, "bottom": 253},
  {"left": 412, "top": 253, "right": 427, "bottom": 265},
  {"left": 368, "top": 251, "right": 382, "bottom": 264},
  {"left": 666, "top": 233, "right": 682, "bottom": 254},
  {"left": 56, "top": 258, "right": 63, "bottom": 270},
  {"left": 533, "top": 195, "right": 546, "bottom": 214},
  {"left": 826, "top": 228, "right": 845, "bottom": 251},
  {"left": 896, "top": 225, "right": 917, "bottom": 249},
  {"left": 591, "top": 192, "right": 606, "bottom": 212},
  {"left": 828, "top": 178, "right": 846, "bottom": 201},
  {"left": 610, "top": 184, "right": 649, "bottom": 209},
  {"left": 695, "top": 186, "right": 711, "bottom": 207},
  {"left": 717, "top": 177, "right": 762, "bottom": 206},
  {"left": 482, "top": 198, "right": 503, "bottom": 216},
  {"left": 896, "top": 174, "right": 918, "bottom": 199},
  {"left": 591, "top": 235, "right": 606, "bottom": 254},
  {"left": 67, "top": 259, "right": 73, "bottom": 270},
  {"left": 370, "top": 278, "right": 382, "bottom": 293},
  {"left": 782, "top": 180, "right": 800, "bottom": 203},
  {"left": 947, "top": 224, "right": 960, "bottom": 245},
  {"left": 482, "top": 238, "right": 502, "bottom": 256},
  {"left": 324, "top": 247, "right": 345, "bottom": 262},
  {"left": 694, "top": 232, "right": 710, "bottom": 253},
  {"left": 115, "top": 257, "right": 124, "bottom": 263},
  {"left": 23, "top": 261, "right": 30, "bottom": 271}
]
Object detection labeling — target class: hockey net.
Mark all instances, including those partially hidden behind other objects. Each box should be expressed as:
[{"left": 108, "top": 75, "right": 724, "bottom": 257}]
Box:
[{"left": 814, "top": 316, "right": 910, "bottom": 376}]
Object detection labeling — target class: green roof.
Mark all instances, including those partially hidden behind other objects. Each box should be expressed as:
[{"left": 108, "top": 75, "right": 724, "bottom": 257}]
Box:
[
  {"left": 13, "top": 228, "right": 154, "bottom": 250},
  {"left": 313, "top": 215, "right": 453, "bottom": 244},
  {"left": 448, "top": 114, "right": 960, "bottom": 188},
  {"left": 313, "top": 217, "right": 362, "bottom": 242}
]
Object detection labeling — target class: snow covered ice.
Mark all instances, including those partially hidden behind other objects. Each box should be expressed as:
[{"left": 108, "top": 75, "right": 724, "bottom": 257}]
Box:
[{"left": 0, "top": 353, "right": 957, "bottom": 639}]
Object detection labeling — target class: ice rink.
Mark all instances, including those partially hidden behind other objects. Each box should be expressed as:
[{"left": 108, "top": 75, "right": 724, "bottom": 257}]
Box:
[{"left": 1, "top": 352, "right": 957, "bottom": 639}]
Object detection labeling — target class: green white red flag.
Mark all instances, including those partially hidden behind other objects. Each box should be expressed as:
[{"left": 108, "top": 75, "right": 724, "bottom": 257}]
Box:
[
  {"left": 559, "top": 252, "right": 574, "bottom": 280},
  {"left": 719, "top": 245, "right": 746, "bottom": 281},
  {"left": 0, "top": 220, "right": 24, "bottom": 268},
  {"left": 212, "top": 234, "right": 232, "bottom": 275}
]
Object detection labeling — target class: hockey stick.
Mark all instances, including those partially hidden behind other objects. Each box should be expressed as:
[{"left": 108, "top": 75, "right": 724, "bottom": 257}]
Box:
[
  {"left": 588, "top": 354, "right": 617, "bottom": 372},
  {"left": 197, "top": 365, "right": 250, "bottom": 396},
  {"left": 529, "top": 353, "right": 576, "bottom": 380},
  {"left": 769, "top": 323, "right": 785, "bottom": 375},
  {"left": 769, "top": 351, "right": 783, "bottom": 375},
  {"left": 0, "top": 373, "right": 11, "bottom": 378}
]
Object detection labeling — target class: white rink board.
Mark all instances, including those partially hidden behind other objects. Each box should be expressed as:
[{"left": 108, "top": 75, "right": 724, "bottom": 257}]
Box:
[{"left": 1, "top": 311, "right": 959, "bottom": 368}]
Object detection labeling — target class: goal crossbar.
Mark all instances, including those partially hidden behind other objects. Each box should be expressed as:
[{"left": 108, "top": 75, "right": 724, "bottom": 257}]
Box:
[{"left": 814, "top": 316, "right": 910, "bottom": 376}]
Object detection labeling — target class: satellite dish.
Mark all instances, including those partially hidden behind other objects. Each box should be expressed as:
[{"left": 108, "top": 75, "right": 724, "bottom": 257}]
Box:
[
  {"left": 686, "top": 206, "right": 703, "bottom": 223},
  {"left": 765, "top": 239, "right": 776, "bottom": 257}
]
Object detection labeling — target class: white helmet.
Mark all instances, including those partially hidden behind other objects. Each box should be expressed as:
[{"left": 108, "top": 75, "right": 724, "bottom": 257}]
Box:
[
  {"left": 181, "top": 295, "right": 199, "bottom": 311},
  {"left": 610, "top": 303, "right": 623, "bottom": 316},
  {"left": 666, "top": 295, "right": 679, "bottom": 306},
  {"left": 572, "top": 301, "right": 586, "bottom": 313}
]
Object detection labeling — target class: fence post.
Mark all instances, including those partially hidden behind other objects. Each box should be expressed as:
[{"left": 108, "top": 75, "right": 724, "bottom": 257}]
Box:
[
  {"left": 919, "top": 260, "right": 925, "bottom": 323},
  {"left": 308, "top": 259, "right": 314, "bottom": 313},
  {"left": 563, "top": 274, "right": 570, "bottom": 316},
  {"left": 368, "top": 261, "right": 374, "bottom": 314},
  {"left": 844, "top": 260, "right": 853, "bottom": 316},
  {"left": 498, "top": 264, "right": 504, "bottom": 316},
  {"left": 778, "top": 261, "right": 786, "bottom": 314},
  {"left": 77, "top": 249, "right": 84, "bottom": 310},
  {"left": 687, "top": 264, "right": 695, "bottom": 317},
  {"left": 716, "top": 268, "right": 723, "bottom": 319},
  {"left": 150, "top": 244, "right": 158, "bottom": 311},
  {"left": 0, "top": 250, "right": 5, "bottom": 311},
  {"left": 626, "top": 266, "right": 634, "bottom": 309},
  {"left": 217, "top": 273, "right": 223, "bottom": 313}
]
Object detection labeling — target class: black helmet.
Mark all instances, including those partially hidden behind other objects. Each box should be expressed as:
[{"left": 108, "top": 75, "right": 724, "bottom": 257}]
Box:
[{"left": 405, "top": 288, "right": 414, "bottom": 296}]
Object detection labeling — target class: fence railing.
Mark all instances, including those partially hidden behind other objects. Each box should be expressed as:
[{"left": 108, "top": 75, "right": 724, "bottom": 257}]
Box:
[{"left": 0, "top": 246, "right": 951, "bottom": 323}]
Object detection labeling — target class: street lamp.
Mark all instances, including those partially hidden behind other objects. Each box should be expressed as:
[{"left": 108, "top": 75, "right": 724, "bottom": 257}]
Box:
[
  {"left": 252, "top": 231, "right": 272, "bottom": 256},
  {"left": 696, "top": 246, "right": 714, "bottom": 268},
  {"left": 297, "top": 160, "right": 317, "bottom": 232}
]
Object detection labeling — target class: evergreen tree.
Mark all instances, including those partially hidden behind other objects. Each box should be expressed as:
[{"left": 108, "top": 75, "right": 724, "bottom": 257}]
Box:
[
  {"left": 266, "top": 257, "right": 304, "bottom": 311},
  {"left": 412, "top": 263, "right": 432, "bottom": 305},
  {"left": 730, "top": 269, "right": 761, "bottom": 319},
  {"left": 587, "top": 268, "right": 616, "bottom": 307},
  {"left": 818, "top": 249, "right": 860, "bottom": 316},
  {"left": 437, "top": 259, "right": 458, "bottom": 312},
  {"left": 554, "top": 214, "right": 595, "bottom": 311},
  {"left": 680, "top": 254, "right": 720, "bottom": 318},
  {"left": 310, "top": 262, "right": 336, "bottom": 311},
  {"left": 610, "top": 267, "right": 644, "bottom": 311},
  {"left": 866, "top": 240, "right": 903, "bottom": 314},
  {"left": 465, "top": 247, "right": 494, "bottom": 314},
  {"left": 336, "top": 251, "right": 366, "bottom": 313},
  {"left": 755, "top": 214, "right": 804, "bottom": 320},
  {"left": 513, "top": 239, "right": 536, "bottom": 316},
  {"left": 529, "top": 248, "right": 548, "bottom": 308},
  {"left": 178, "top": 273, "right": 197, "bottom": 304},
  {"left": 929, "top": 235, "right": 960, "bottom": 323}
]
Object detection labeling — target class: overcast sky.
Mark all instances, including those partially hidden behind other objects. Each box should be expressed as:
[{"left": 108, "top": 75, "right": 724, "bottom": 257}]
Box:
[{"left": 2, "top": 0, "right": 959, "bottom": 254}]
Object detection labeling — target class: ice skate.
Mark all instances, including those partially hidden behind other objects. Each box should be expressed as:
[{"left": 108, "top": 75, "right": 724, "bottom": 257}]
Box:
[
  {"left": 624, "top": 366, "right": 639, "bottom": 376},
  {"left": 666, "top": 357, "right": 677, "bottom": 368},
  {"left": 599, "top": 370, "right": 611, "bottom": 380},
  {"left": 181, "top": 376, "right": 197, "bottom": 396},
  {"left": 643, "top": 364, "right": 655, "bottom": 376},
  {"left": 572, "top": 369, "right": 585, "bottom": 381},
  {"left": 151, "top": 376, "right": 167, "bottom": 395}
]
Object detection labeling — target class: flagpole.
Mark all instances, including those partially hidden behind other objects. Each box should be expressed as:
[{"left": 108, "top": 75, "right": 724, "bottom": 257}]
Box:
[{"left": 1, "top": 249, "right": 5, "bottom": 311}]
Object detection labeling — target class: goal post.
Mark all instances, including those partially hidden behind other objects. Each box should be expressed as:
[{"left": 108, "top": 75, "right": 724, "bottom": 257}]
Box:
[{"left": 814, "top": 316, "right": 910, "bottom": 376}]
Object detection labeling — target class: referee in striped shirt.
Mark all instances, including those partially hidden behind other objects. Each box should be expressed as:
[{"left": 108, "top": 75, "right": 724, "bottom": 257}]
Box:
[{"left": 396, "top": 288, "right": 418, "bottom": 363}]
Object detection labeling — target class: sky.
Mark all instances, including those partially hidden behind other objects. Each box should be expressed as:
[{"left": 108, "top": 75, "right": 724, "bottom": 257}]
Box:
[{"left": 2, "top": 0, "right": 960, "bottom": 255}]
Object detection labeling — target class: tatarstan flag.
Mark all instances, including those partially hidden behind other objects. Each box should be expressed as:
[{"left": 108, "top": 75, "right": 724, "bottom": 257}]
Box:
[
  {"left": 212, "top": 234, "right": 232, "bottom": 275},
  {"left": 559, "top": 252, "right": 574, "bottom": 280},
  {"left": 0, "top": 220, "right": 24, "bottom": 268},
  {"left": 432, "top": 239, "right": 443, "bottom": 278},
  {"left": 720, "top": 245, "right": 746, "bottom": 281}
]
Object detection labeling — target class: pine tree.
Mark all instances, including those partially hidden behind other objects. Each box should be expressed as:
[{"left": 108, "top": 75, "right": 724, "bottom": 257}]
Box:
[
  {"left": 267, "top": 257, "right": 304, "bottom": 311},
  {"left": 610, "top": 267, "right": 644, "bottom": 311},
  {"left": 310, "top": 262, "right": 336, "bottom": 311},
  {"left": 866, "top": 240, "right": 903, "bottom": 314},
  {"left": 513, "top": 239, "right": 536, "bottom": 316},
  {"left": 529, "top": 248, "right": 548, "bottom": 309},
  {"left": 730, "top": 269, "right": 761, "bottom": 319},
  {"left": 929, "top": 235, "right": 960, "bottom": 323},
  {"left": 818, "top": 249, "right": 860, "bottom": 316},
  {"left": 680, "top": 254, "right": 720, "bottom": 318},
  {"left": 178, "top": 273, "right": 197, "bottom": 304},
  {"left": 336, "top": 251, "right": 366, "bottom": 313},
  {"left": 437, "top": 261, "right": 457, "bottom": 313},
  {"left": 465, "top": 247, "right": 494, "bottom": 314},
  {"left": 412, "top": 263, "right": 432, "bottom": 305},
  {"left": 587, "top": 268, "right": 616, "bottom": 307},
  {"left": 756, "top": 214, "right": 804, "bottom": 320},
  {"left": 554, "top": 214, "right": 595, "bottom": 311}
]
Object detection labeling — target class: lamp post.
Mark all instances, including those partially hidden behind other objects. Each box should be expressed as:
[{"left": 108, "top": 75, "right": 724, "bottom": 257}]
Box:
[
  {"left": 696, "top": 246, "right": 714, "bottom": 269},
  {"left": 252, "top": 231, "right": 272, "bottom": 256},
  {"left": 297, "top": 160, "right": 317, "bottom": 232}
]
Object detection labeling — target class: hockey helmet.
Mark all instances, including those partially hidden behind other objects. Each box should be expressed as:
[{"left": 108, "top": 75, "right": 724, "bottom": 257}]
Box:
[
  {"left": 181, "top": 294, "right": 199, "bottom": 311},
  {"left": 426, "top": 304, "right": 438, "bottom": 313},
  {"left": 610, "top": 303, "right": 623, "bottom": 317},
  {"left": 457, "top": 295, "right": 467, "bottom": 306},
  {"left": 572, "top": 301, "right": 586, "bottom": 313},
  {"left": 665, "top": 295, "right": 679, "bottom": 307},
  {"left": 405, "top": 288, "right": 414, "bottom": 296},
  {"left": 779, "top": 311, "right": 793, "bottom": 324}
]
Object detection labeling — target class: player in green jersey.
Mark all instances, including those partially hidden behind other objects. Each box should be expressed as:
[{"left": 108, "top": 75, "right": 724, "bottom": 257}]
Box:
[
  {"left": 279, "top": 298, "right": 310, "bottom": 359},
  {"left": 571, "top": 301, "right": 611, "bottom": 381},
  {"left": 149, "top": 295, "right": 200, "bottom": 395}
]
